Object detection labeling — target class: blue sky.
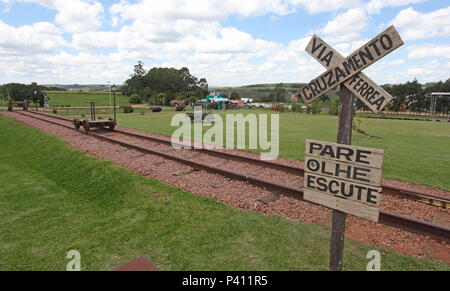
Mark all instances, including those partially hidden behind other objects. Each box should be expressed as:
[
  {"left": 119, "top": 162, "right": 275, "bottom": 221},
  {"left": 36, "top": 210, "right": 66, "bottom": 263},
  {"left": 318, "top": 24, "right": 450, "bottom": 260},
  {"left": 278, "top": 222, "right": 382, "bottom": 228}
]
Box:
[{"left": 0, "top": 0, "right": 448, "bottom": 86}]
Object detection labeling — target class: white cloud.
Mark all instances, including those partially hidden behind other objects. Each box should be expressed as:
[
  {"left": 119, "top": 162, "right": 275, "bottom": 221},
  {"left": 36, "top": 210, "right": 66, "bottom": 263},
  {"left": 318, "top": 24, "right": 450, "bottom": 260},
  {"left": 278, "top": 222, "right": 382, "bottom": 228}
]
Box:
[
  {"left": 366, "top": 0, "right": 428, "bottom": 14},
  {"left": 391, "top": 6, "right": 450, "bottom": 41},
  {"left": 18, "top": 0, "right": 104, "bottom": 33},
  {"left": 110, "top": 0, "right": 294, "bottom": 24},
  {"left": 311, "top": 8, "right": 368, "bottom": 45},
  {"left": 0, "top": 0, "right": 448, "bottom": 86},
  {"left": 406, "top": 60, "right": 449, "bottom": 81},
  {"left": 289, "top": 0, "right": 360, "bottom": 14},
  {"left": 0, "top": 50, "right": 135, "bottom": 84},
  {"left": 408, "top": 44, "right": 450, "bottom": 59},
  {"left": 0, "top": 20, "right": 65, "bottom": 54}
]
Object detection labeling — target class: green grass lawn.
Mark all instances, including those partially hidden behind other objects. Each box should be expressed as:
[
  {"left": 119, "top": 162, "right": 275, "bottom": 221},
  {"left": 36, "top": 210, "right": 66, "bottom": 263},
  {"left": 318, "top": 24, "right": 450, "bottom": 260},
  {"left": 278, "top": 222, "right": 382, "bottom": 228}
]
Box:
[
  {"left": 105, "top": 109, "right": 450, "bottom": 192},
  {"left": 46, "top": 91, "right": 131, "bottom": 107},
  {"left": 0, "top": 115, "right": 447, "bottom": 270}
]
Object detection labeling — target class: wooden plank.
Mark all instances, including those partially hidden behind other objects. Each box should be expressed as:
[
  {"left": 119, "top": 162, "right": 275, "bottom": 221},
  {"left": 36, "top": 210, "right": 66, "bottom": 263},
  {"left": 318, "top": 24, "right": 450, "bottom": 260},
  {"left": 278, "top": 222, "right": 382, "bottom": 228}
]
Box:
[
  {"left": 305, "top": 35, "right": 393, "bottom": 113},
  {"left": 304, "top": 189, "right": 380, "bottom": 222},
  {"left": 305, "top": 156, "right": 383, "bottom": 186},
  {"left": 304, "top": 173, "right": 382, "bottom": 206},
  {"left": 329, "top": 86, "right": 352, "bottom": 271},
  {"left": 305, "top": 139, "right": 384, "bottom": 169},
  {"left": 299, "top": 25, "right": 403, "bottom": 104}
]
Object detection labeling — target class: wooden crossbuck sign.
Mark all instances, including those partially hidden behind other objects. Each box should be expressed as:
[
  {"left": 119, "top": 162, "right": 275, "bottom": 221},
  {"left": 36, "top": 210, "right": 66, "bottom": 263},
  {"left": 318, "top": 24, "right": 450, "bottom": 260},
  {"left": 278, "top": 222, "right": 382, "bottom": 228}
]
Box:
[
  {"left": 304, "top": 140, "right": 384, "bottom": 222},
  {"left": 299, "top": 26, "right": 402, "bottom": 271},
  {"left": 299, "top": 25, "right": 404, "bottom": 113}
]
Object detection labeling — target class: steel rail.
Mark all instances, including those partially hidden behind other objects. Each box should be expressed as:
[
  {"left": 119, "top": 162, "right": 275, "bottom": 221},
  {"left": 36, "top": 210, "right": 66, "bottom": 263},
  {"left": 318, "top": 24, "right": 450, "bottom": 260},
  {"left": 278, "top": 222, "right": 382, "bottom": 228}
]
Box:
[
  {"left": 25, "top": 110, "right": 450, "bottom": 208},
  {"left": 14, "top": 110, "right": 450, "bottom": 242}
]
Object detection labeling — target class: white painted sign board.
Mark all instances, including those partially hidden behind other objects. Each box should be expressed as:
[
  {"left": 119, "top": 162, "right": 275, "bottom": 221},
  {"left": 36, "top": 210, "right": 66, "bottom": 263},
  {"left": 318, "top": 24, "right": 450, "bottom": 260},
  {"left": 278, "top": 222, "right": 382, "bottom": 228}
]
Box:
[{"left": 304, "top": 140, "right": 384, "bottom": 222}]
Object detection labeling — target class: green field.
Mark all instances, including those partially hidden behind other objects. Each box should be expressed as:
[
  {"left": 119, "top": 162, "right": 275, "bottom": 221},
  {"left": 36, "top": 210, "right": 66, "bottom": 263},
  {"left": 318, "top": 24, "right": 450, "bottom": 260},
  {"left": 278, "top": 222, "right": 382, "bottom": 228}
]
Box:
[
  {"left": 211, "top": 83, "right": 339, "bottom": 100},
  {"left": 0, "top": 114, "right": 447, "bottom": 270},
  {"left": 102, "top": 109, "right": 450, "bottom": 191},
  {"left": 47, "top": 91, "right": 131, "bottom": 107}
]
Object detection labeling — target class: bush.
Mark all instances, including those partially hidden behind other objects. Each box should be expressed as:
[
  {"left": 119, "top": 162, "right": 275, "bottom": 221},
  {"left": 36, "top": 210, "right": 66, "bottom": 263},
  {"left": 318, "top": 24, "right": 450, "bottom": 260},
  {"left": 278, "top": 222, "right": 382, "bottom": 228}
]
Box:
[
  {"left": 278, "top": 104, "right": 288, "bottom": 112},
  {"left": 291, "top": 103, "right": 304, "bottom": 113},
  {"left": 329, "top": 100, "right": 339, "bottom": 116},
  {"left": 150, "top": 106, "right": 162, "bottom": 112},
  {"left": 175, "top": 105, "right": 185, "bottom": 112},
  {"left": 129, "top": 94, "right": 142, "bottom": 104},
  {"left": 208, "top": 102, "right": 219, "bottom": 110},
  {"left": 311, "top": 100, "right": 322, "bottom": 115},
  {"left": 120, "top": 105, "right": 134, "bottom": 113}
]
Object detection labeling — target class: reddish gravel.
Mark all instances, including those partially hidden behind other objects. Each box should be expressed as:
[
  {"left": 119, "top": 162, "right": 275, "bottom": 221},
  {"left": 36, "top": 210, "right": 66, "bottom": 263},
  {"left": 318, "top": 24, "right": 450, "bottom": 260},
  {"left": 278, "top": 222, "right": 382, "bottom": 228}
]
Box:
[{"left": 4, "top": 110, "right": 450, "bottom": 265}]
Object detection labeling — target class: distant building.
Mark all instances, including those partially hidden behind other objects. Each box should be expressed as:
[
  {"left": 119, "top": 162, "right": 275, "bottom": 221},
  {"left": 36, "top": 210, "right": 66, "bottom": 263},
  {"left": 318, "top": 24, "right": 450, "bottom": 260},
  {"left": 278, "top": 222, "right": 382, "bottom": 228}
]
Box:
[
  {"left": 240, "top": 98, "right": 253, "bottom": 104},
  {"left": 170, "top": 100, "right": 185, "bottom": 106}
]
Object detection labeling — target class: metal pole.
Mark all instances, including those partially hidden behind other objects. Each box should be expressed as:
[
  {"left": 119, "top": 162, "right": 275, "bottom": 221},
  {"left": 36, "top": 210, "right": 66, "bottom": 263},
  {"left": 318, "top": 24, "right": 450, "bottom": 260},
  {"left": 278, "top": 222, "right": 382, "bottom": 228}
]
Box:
[
  {"left": 90, "top": 101, "right": 93, "bottom": 120},
  {"left": 113, "top": 89, "right": 116, "bottom": 122},
  {"left": 429, "top": 96, "right": 434, "bottom": 119},
  {"left": 108, "top": 81, "right": 112, "bottom": 111},
  {"left": 329, "top": 85, "right": 353, "bottom": 271},
  {"left": 433, "top": 96, "right": 437, "bottom": 120}
]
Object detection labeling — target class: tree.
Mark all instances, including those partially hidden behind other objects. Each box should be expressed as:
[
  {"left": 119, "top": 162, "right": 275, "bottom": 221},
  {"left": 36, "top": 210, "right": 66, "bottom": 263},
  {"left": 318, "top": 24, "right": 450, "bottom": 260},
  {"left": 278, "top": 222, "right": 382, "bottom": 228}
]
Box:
[
  {"left": 132, "top": 61, "right": 146, "bottom": 77},
  {"left": 129, "top": 94, "right": 141, "bottom": 104},
  {"left": 273, "top": 83, "right": 287, "bottom": 102},
  {"left": 320, "top": 93, "right": 330, "bottom": 103},
  {"left": 230, "top": 92, "right": 240, "bottom": 100},
  {"left": 1, "top": 83, "right": 29, "bottom": 101},
  {"left": 122, "top": 65, "right": 208, "bottom": 100},
  {"left": 385, "top": 79, "right": 424, "bottom": 113},
  {"left": 189, "top": 96, "right": 197, "bottom": 107}
]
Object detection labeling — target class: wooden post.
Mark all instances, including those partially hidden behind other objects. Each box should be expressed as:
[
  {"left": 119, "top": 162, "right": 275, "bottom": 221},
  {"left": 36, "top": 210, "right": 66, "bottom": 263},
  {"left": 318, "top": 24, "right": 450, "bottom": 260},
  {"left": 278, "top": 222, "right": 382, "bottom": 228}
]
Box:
[{"left": 329, "top": 85, "right": 354, "bottom": 271}]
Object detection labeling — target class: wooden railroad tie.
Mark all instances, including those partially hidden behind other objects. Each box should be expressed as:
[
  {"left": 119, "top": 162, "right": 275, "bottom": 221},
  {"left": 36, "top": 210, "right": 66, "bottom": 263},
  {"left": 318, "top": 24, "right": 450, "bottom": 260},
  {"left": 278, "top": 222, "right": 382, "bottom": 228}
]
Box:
[
  {"left": 173, "top": 169, "right": 199, "bottom": 176},
  {"left": 258, "top": 193, "right": 280, "bottom": 205},
  {"left": 212, "top": 179, "right": 231, "bottom": 188}
]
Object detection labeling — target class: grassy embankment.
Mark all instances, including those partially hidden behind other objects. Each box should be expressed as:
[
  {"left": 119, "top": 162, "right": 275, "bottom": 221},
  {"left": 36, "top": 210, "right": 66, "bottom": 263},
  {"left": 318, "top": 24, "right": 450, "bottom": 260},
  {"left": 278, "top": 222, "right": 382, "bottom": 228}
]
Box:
[{"left": 0, "top": 115, "right": 448, "bottom": 270}]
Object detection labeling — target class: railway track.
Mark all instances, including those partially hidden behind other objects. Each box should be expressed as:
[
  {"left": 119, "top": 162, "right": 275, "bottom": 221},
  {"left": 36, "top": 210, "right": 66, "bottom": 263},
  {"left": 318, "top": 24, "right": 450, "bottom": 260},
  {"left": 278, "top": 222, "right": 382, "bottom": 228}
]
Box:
[
  {"left": 24, "top": 109, "right": 450, "bottom": 208},
  {"left": 14, "top": 110, "right": 450, "bottom": 242}
]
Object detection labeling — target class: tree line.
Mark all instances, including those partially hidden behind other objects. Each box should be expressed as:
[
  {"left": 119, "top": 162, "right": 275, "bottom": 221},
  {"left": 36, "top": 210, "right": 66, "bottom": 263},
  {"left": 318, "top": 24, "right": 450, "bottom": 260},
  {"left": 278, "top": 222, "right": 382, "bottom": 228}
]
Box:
[
  {"left": 121, "top": 61, "right": 209, "bottom": 105},
  {"left": 0, "top": 82, "right": 60, "bottom": 106},
  {"left": 356, "top": 78, "right": 450, "bottom": 114}
]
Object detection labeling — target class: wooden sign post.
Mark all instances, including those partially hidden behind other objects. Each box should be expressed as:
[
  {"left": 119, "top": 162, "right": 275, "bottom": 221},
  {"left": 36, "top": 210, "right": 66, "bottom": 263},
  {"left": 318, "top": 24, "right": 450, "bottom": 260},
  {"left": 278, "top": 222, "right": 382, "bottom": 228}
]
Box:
[{"left": 301, "top": 25, "right": 403, "bottom": 271}]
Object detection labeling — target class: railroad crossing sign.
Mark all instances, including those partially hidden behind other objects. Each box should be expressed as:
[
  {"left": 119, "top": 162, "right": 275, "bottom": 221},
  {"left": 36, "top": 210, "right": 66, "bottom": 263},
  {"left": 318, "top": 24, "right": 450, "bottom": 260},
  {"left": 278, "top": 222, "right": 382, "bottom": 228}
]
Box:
[
  {"left": 304, "top": 140, "right": 384, "bottom": 222},
  {"left": 299, "top": 26, "right": 404, "bottom": 271},
  {"left": 299, "top": 25, "right": 404, "bottom": 113}
]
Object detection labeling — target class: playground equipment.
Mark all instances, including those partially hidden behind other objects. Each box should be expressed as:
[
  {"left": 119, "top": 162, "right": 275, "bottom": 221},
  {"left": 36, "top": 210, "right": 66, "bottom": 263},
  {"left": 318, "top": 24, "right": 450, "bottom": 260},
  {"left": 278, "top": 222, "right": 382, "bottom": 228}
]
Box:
[{"left": 429, "top": 92, "right": 450, "bottom": 120}]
